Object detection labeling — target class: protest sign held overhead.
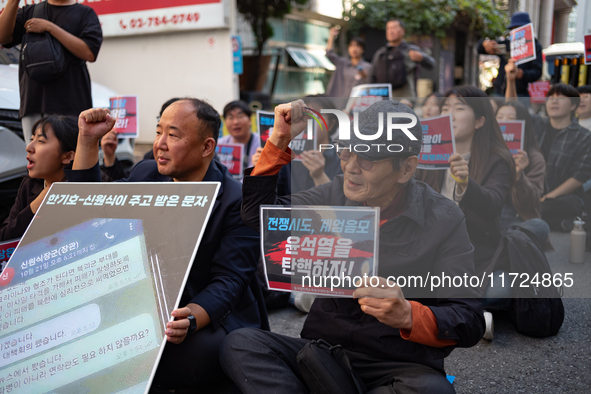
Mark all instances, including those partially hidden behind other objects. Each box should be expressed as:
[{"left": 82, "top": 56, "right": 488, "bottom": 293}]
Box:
[
  {"left": 256, "top": 110, "right": 275, "bottom": 148},
  {"left": 215, "top": 143, "right": 244, "bottom": 179},
  {"left": 417, "top": 115, "right": 455, "bottom": 170},
  {"left": 346, "top": 83, "right": 392, "bottom": 115},
  {"left": 510, "top": 23, "right": 536, "bottom": 65},
  {"left": 498, "top": 120, "right": 525, "bottom": 154},
  {"left": 110, "top": 96, "right": 139, "bottom": 138},
  {"left": 0, "top": 182, "right": 219, "bottom": 394},
  {"left": 261, "top": 206, "right": 379, "bottom": 297}
]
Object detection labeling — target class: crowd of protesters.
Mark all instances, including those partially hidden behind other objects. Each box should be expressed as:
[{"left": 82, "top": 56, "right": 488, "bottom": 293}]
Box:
[{"left": 0, "top": 3, "right": 588, "bottom": 393}]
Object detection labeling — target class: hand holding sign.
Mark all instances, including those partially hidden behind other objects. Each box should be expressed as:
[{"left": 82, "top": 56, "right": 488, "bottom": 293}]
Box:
[
  {"left": 505, "top": 58, "right": 518, "bottom": 81},
  {"left": 449, "top": 153, "right": 469, "bottom": 190},
  {"left": 270, "top": 100, "right": 308, "bottom": 151},
  {"left": 514, "top": 149, "right": 529, "bottom": 179},
  {"left": 353, "top": 276, "right": 413, "bottom": 331}
]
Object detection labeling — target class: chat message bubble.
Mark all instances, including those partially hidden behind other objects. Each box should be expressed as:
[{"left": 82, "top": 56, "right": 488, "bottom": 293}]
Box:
[
  {"left": 0, "top": 235, "right": 147, "bottom": 337},
  {"left": 0, "top": 304, "right": 101, "bottom": 368},
  {"left": 0, "top": 313, "right": 160, "bottom": 394}
]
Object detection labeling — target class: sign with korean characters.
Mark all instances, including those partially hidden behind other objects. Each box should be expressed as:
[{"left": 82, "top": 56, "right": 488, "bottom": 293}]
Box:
[
  {"left": 0, "top": 182, "right": 219, "bottom": 394},
  {"left": 231, "top": 35, "right": 243, "bottom": 75},
  {"left": 585, "top": 34, "right": 591, "bottom": 65},
  {"left": 498, "top": 120, "right": 525, "bottom": 154},
  {"left": 256, "top": 110, "right": 275, "bottom": 148},
  {"left": 417, "top": 115, "right": 455, "bottom": 170},
  {"left": 346, "top": 83, "right": 392, "bottom": 115},
  {"left": 110, "top": 96, "right": 138, "bottom": 138},
  {"left": 261, "top": 206, "right": 379, "bottom": 297},
  {"left": 83, "top": 0, "right": 227, "bottom": 37},
  {"left": 0, "top": 239, "right": 19, "bottom": 275},
  {"left": 215, "top": 143, "right": 243, "bottom": 179},
  {"left": 510, "top": 23, "right": 537, "bottom": 65}
]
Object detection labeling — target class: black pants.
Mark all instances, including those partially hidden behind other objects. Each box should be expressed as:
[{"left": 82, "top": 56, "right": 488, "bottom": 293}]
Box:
[
  {"left": 220, "top": 328, "right": 454, "bottom": 394},
  {"left": 541, "top": 194, "right": 584, "bottom": 230},
  {"left": 151, "top": 323, "right": 228, "bottom": 390}
]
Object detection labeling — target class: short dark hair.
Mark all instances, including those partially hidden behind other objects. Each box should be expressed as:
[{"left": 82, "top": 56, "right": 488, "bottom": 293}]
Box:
[
  {"left": 387, "top": 19, "right": 405, "bottom": 30},
  {"left": 349, "top": 37, "right": 365, "bottom": 50},
  {"left": 32, "top": 115, "right": 79, "bottom": 153},
  {"left": 547, "top": 83, "right": 580, "bottom": 111},
  {"left": 223, "top": 100, "right": 252, "bottom": 119},
  {"left": 577, "top": 85, "right": 591, "bottom": 95},
  {"left": 160, "top": 97, "right": 181, "bottom": 117},
  {"left": 178, "top": 98, "right": 222, "bottom": 144}
]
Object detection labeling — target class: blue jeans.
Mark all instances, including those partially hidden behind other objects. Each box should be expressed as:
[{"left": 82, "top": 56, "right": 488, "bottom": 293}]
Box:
[{"left": 501, "top": 204, "right": 550, "bottom": 244}]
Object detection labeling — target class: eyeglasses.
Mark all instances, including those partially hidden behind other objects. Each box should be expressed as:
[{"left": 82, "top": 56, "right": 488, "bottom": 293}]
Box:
[
  {"left": 336, "top": 147, "right": 397, "bottom": 171},
  {"left": 225, "top": 113, "right": 249, "bottom": 122}
]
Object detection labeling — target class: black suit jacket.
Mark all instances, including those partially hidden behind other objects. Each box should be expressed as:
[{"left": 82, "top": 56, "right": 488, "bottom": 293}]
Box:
[{"left": 65, "top": 159, "right": 269, "bottom": 333}]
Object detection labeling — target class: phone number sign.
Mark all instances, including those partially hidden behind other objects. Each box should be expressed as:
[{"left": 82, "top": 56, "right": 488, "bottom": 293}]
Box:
[{"left": 81, "top": 0, "right": 226, "bottom": 37}]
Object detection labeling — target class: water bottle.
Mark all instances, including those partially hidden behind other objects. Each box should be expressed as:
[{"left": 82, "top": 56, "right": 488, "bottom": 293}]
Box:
[{"left": 570, "top": 217, "right": 586, "bottom": 264}]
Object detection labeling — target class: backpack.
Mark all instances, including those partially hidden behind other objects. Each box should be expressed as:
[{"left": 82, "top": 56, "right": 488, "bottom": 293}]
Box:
[
  {"left": 375, "top": 44, "right": 407, "bottom": 90},
  {"left": 21, "top": 1, "right": 68, "bottom": 82},
  {"left": 490, "top": 225, "right": 564, "bottom": 338}
]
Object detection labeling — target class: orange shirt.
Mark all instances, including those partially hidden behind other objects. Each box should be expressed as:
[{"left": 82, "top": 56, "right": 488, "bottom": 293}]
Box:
[{"left": 252, "top": 141, "right": 457, "bottom": 348}]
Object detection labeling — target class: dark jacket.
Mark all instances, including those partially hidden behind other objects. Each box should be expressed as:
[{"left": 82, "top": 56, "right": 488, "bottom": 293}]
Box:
[
  {"left": 477, "top": 38, "right": 543, "bottom": 96},
  {"left": 458, "top": 154, "right": 513, "bottom": 272},
  {"left": 242, "top": 171, "right": 484, "bottom": 374},
  {"left": 531, "top": 116, "right": 591, "bottom": 193},
  {"left": 65, "top": 159, "right": 269, "bottom": 333},
  {"left": 0, "top": 176, "right": 43, "bottom": 242}
]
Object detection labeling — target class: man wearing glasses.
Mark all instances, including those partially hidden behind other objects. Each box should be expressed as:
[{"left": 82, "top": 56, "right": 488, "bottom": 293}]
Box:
[
  {"left": 221, "top": 100, "right": 484, "bottom": 393},
  {"left": 219, "top": 100, "right": 260, "bottom": 169}
]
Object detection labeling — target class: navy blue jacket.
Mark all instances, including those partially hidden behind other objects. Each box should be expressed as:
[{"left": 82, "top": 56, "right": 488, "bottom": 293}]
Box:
[{"left": 65, "top": 159, "right": 269, "bottom": 333}]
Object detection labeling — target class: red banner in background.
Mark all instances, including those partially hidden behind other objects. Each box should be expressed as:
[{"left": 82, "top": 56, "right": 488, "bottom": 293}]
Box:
[{"left": 81, "top": 0, "right": 220, "bottom": 16}]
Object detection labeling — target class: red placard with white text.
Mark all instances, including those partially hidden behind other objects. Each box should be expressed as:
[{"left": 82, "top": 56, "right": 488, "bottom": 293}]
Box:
[
  {"left": 510, "top": 23, "right": 536, "bottom": 65},
  {"left": 110, "top": 96, "right": 138, "bottom": 138},
  {"left": 0, "top": 1, "right": 227, "bottom": 37},
  {"left": 215, "top": 143, "right": 244, "bottom": 179},
  {"left": 498, "top": 121, "right": 525, "bottom": 154},
  {"left": 585, "top": 35, "right": 591, "bottom": 65},
  {"left": 528, "top": 81, "right": 550, "bottom": 104},
  {"left": 417, "top": 115, "right": 455, "bottom": 170},
  {"left": 0, "top": 239, "right": 19, "bottom": 274}
]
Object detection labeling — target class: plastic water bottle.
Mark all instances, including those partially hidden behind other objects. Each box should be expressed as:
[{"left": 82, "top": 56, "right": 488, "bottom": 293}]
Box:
[{"left": 570, "top": 217, "right": 586, "bottom": 264}]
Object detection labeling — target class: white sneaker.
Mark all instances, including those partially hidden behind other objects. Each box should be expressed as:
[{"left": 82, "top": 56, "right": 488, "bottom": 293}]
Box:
[
  {"left": 483, "top": 311, "right": 494, "bottom": 340},
  {"left": 291, "top": 292, "right": 316, "bottom": 313}
]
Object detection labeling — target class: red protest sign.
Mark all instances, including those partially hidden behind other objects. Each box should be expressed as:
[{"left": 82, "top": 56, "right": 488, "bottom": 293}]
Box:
[
  {"left": 498, "top": 121, "right": 525, "bottom": 154},
  {"left": 0, "top": 239, "right": 19, "bottom": 272},
  {"left": 215, "top": 143, "right": 244, "bottom": 179},
  {"left": 417, "top": 115, "right": 455, "bottom": 170},
  {"left": 585, "top": 35, "right": 591, "bottom": 65},
  {"left": 510, "top": 23, "right": 536, "bottom": 65},
  {"left": 110, "top": 96, "right": 139, "bottom": 138},
  {"left": 528, "top": 81, "right": 550, "bottom": 104}
]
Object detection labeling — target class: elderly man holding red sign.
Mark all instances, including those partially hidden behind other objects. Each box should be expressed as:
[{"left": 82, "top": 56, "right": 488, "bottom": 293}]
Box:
[{"left": 221, "top": 100, "right": 484, "bottom": 393}]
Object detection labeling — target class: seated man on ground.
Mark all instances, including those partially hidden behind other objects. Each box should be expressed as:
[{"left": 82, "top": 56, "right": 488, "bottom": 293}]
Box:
[
  {"left": 220, "top": 100, "right": 484, "bottom": 393},
  {"left": 66, "top": 99, "right": 268, "bottom": 390}
]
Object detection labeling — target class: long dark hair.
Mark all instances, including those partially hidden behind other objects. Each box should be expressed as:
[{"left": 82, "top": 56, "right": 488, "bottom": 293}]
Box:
[
  {"left": 496, "top": 101, "right": 541, "bottom": 154},
  {"left": 32, "top": 115, "right": 79, "bottom": 154},
  {"left": 416, "top": 85, "right": 516, "bottom": 192}
]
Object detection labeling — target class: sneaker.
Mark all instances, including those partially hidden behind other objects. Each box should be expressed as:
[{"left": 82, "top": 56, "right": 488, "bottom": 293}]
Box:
[
  {"left": 483, "top": 311, "right": 494, "bottom": 340},
  {"left": 291, "top": 292, "right": 316, "bottom": 313}
]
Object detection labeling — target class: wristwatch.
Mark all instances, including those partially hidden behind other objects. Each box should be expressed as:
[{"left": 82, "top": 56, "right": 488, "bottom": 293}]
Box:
[{"left": 187, "top": 314, "right": 197, "bottom": 334}]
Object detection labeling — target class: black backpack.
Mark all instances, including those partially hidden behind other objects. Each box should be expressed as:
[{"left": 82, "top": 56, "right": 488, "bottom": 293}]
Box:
[
  {"left": 491, "top": 226, "right": 564, "bottom": 338},
  {"left": 21, "top": 1, "right": 68, "bottom": 82}
]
